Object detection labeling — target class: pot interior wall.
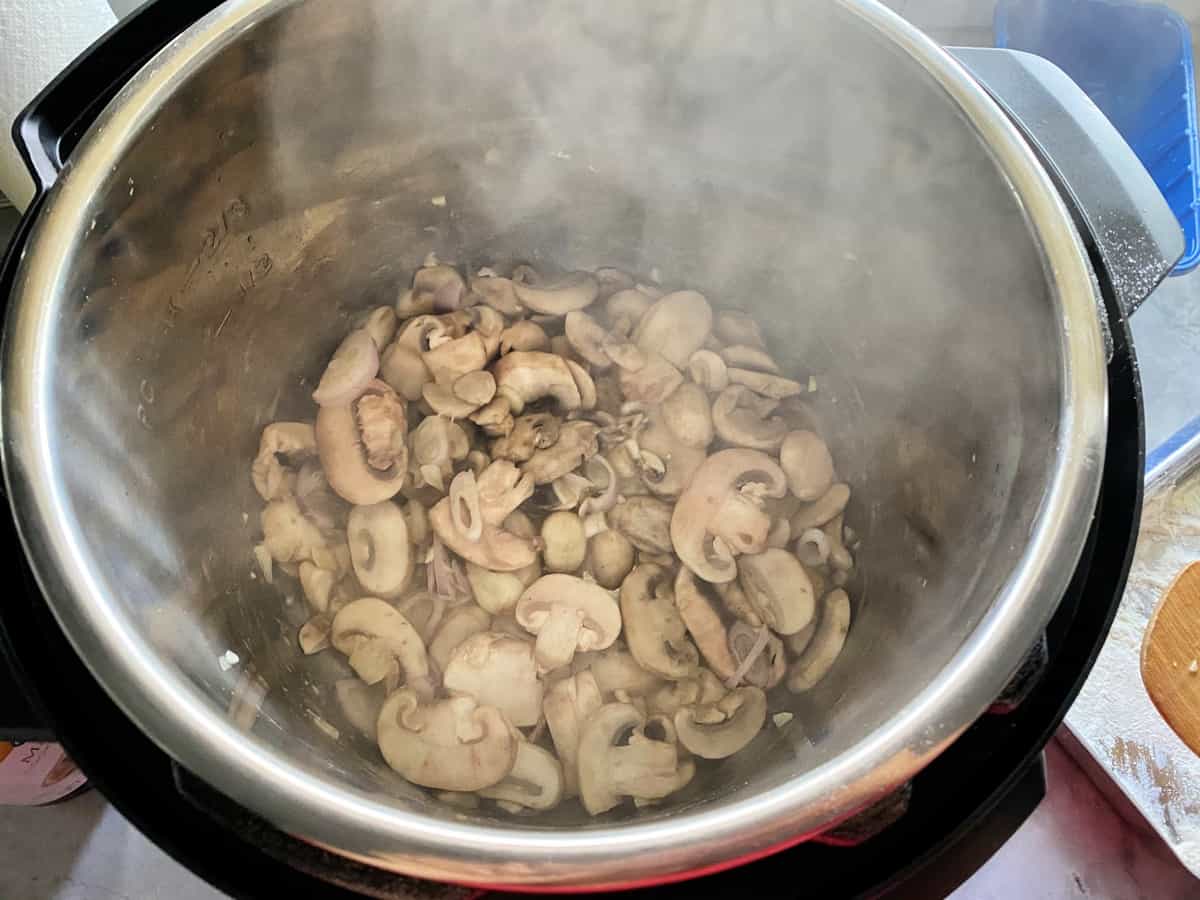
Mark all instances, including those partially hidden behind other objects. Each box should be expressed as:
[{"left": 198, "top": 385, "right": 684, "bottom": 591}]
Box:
[{"left": 39, "top": 0, "right": 1062, "bottom": 827}]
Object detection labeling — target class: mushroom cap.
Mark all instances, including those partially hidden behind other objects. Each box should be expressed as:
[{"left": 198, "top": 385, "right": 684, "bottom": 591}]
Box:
[
  {"left": 376, "top": 689, "right": 518, "bottom": 791},
  {"left": 312, "top": 329, "right": 380, "bottom": 408},
  {"left": 544, "top": 671, "right": 603, "bottom": 797},
  {"left": 516, "top": 575, "right": 622, "bottom": 672},
  {"left": 315, "top": 383, "right": 409, "bottom": 506},
  {"left": 586, "top": 529, "right": 636, "bottom": 590},
  {"left": 465, "top": 562, "right": 527, "bottom": 615},
  {"left": 512, "top": 271, "right": 599, "bottom": 315},
  {"left": 632, "top": 291, "right": 714, "bottom": 369},
  {"left": 478, "top": 741, "right": 565, "bottom": 811},
  {"left": 790, "top": 482, "right": 852, "bottom": 532},
  {"left": 712, "top": 385, "right": 787, "bottom": 451},
  {"left": 492, "top": 351, "right": 583, "bottom": 414},
  {"left": 737, "top": 548, "right": 815, "bottom": 635},
  {"left": 540, "top": 511, "right": 587, "bottom": 574},
  {"left": 347, "top": 501, "right": 412, "bottom": 598},
  {"left": 379, "top": 342, "right": 432, "bottom": 402},
  {"left": 674, "top": 686, "right": 767, "bottom": 759},
  {"left": 443, "top": 632, "right": 544, "bottom": 727},
  {"left": 331, "top": 598, "right": 431, "bottom": 692},
  {"left": 619, "top": 564, "right": 699, "bottom": 680},
  {"left": 787, "top": 588, "right": 851, "bottom": 692},
  {"left": 670, "top": 449, "right": 788, "bottom": 584},
  {"left": 423, "top": 331, "right": 488, "bottom": 385},
  {"left": 577, "top": 702, "right": 693, "bottom": 815},
  {"left": 674, "top": 568, "right": 738, "bottom": 681}
]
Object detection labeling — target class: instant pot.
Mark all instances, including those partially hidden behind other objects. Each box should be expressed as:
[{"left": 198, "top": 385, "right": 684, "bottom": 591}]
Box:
[{"left": 0, "top": 0, "right": 1184, "bottom": 896}]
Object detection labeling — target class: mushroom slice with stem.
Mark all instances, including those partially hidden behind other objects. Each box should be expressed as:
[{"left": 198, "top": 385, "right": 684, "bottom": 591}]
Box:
[
  {"left": 299, "top": 561, "right": 335, "bottom": 612},
  {"left": 448, "top": 470, "right": 483, "bottom": 542},
  {"left": 543, "top": 671, "right": 603, "bottom": 797},
  {"left": 737, "top": 548, "right": 815, "bottom": 635},
  {"left": 516, "top": 574, "right": 622, "bottom": 673},
  {"left": 412, "top": 263, "right": 467, "bottom": 313},
  {"left": 316, "top": 380, "right": 409, "bottom": 505},
  {"left": 252, "top": 422, "right": 316, "bottom": 501},
  {"left": 787, "top": 588, "right": 851, "bottom": 693},
  {"left": 376, "top": 689, "right": 518, "bottom": 791},
  {"left": 512, "top": 271, "right": 599, "bottom": 315},
  {"left": 578, "top": 454, "right": 618, "bottom": 517},
  {"left": 790, "top": 482, "right": 851, "bottom": 532},
  {"left": 577, "top": 702, "right": 695, "bottom": 815},
  {"left": 428, "top": 604, "right": 492, "bottom": 672},
  {"left": 620, "top": 564, "right": 699, "bottom": 680},
  {"left": 313, "top": 329, "right": 380, "bottom": 408},
  {"left": 423, "top": 331, "right": 488, "bottom": 386},
  {"left": 617, "top": 353, "right": 684, "bottom": 406},
  {"left": 331, "top": 598, "right": 433, "bottom": 698},
  {"left": 687, "top": 350, "right": 729, "bottom": 393},
  {"left": 632, "top": 291, "right": 713, "bottom": 369},
  {"left": 670, "top": 449, "right": 788, "bottom": 584},
  {"left": 674, "top": 568, "right": 738, "bottom": 682},
  {"left": 712, "top": 385, "right": 787, "bottom": 451},
  {"left": 347, "top": 501, "right": 412, "bottom": 598},
  {"left": 675, "top": 686, "right": 767, "bottom": 759},
  {"left": 727, "top": 368, "right": 805, "bottom": 400},
  {"left": 523, "top": 420, "right": 600, "bottom": 485},
  {"left": 478, "top": 740, "right": 564, "bottom": 812},
  {"left": 492, "top": 351, "right": 583, "bottom": 415},
  {"left": 443, "top": 632, "right": 543, "bottom": 727},
  {"left": 727, "top": 622, "right": 787, "bottom": 689},
  {"left": 609, "top": 495, "right": 675, "bottom": 556},
  {"left": 636, "top": 407, "right": 706, "bottom": 498},
  {"left": 492, "top": 412, "right": 561, "bottom": 463},
  {"left": 470, "top": 397, "right": 514, "bottom": 438},
  {"left": 429, "top": 498, "right": 539, "bottom": 572}
]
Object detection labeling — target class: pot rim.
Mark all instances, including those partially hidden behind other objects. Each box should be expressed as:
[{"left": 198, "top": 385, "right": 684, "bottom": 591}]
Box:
[{"left": 1, "top": 0, "right": 1108, "bottom": 889}]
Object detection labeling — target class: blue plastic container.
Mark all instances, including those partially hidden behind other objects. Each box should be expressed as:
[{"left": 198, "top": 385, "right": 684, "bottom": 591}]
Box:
[{"left": 995, "top": 0, "right": 1200, "bottom": 274}]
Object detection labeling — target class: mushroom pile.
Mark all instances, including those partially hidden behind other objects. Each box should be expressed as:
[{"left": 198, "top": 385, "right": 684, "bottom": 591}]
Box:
[{"left": 250, "top": 256, "right": 859, "bottom": 816}]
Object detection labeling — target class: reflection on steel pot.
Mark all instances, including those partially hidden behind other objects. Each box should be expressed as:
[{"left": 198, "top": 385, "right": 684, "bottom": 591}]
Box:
[{"left": 2, "top": 0, "right": 1135, "bottom": 890}]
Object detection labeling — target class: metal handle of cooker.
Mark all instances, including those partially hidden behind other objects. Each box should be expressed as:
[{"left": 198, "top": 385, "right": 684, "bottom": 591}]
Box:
[{"left": 948, "top": 46, "right": 1185, "bottom": 321}]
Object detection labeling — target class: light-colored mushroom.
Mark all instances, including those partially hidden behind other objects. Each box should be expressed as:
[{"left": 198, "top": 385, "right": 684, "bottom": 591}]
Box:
[
  {"left": 252, "top": 422, "right": 316, "bottom": 501},
  {"left": 567, "top": 359, "right": 597, "bottom": 410},
  {"left": 786, "top": 620, "right": 816, "bottom": 657},
  {"left": 606, "top": 289, "right": 653, "bottom": 336},
  {"left": 410, "top": 415, "right": 470, "bottom": 491},
  {"left": 454, "top": 370, "right": 496, "bottom": 408},
  {"left": 674, "top": 686, "right": 767, "bottom": 759},
  {"left": 674, "top": 568, "right": 738, "bottom": 681},
  {"left": 470, "top": 397, "right": 514, "bottom": 438},
  {"left": 316, "top": 380, "right": 409, "bottom": 505},
  {"left": 376, "top": 689, "right": 518, "bottom": 791},
  {"left": 396, "top": 590, "right": 447, "bottom": 644},
  {"left": 299, "top": 561, "right": 336, "bottom": 612},
  {"left": 299, "top": 615, "right": 331, "bottom": 654},
  {"left": 594, "top": 267, "right": 636, "bottom": 297},
  {"left": 429, "top": 463, "right": 538, "bottom": 572},
  {"left": 261, "top": 496, "right": 329, "bottom": 565},
  {"left": 524, "top": 421, "right": 600, "bottom": 485},
  {"left": 714, "top": 311, "right": 766, "bottom": 349},
  {"left": 544, "top": 670, "right": 603, "bottom": 796},
  {"left": 422, "top": 331, "right": 488, "bottom": 386},
  {"left": 428, "top": 604, "right": 492, "bottom": 671},
  {"left": 541, "top": 511, "right": 587, "bottom": 573},
  {"left": 586, "top": 529, "right": 635, "bottom": 590},
  {"left": 727, "top": 622, "right": 787, "bottom": 689},
  {"left": 577, "top": 702, "right": 695, "bottom": 815},
  {"left": 823, "top": 513, "right": 854, "bottom": 573},
  {"left": 334, "top": 678, "right": 384, "bottom": 739},
  {"left": 617, "top": 352, "right": 684, "bottom": 406},
  {"left": 712, "top": 385, "right": 787, "bottom": 451},
  {"left": 492, "top": 412, "right": 560, "bottom": 463},
  {"left": 636, "top": 407, "right": 707, "bottom": 498},
  {"left": 727, "top": 368, "right": 804, "bottom": 400},
  {"left": 720, "top": 344, "right": 779, "bottom": 374},
  {"left": 356, "top": 305, "right": 398, "bottom": 350},
  {"left": 331, "top": 598, "right": 433, "bottom": 697},
  {"left": 670, "top": 449, "right": 788, "bottom": 584},
  {"left": 766, "top": 517, "right": 792, "bottom": 550},
  {"left": 379, "top": 342, "right": 432, "bottom": 402},
  {"left": 575, "top": 646, "right": 665, "bottom": 696},
  {"left": 787, "top": 588, "right": 851, "bottom": 692},
  {"left": 687, "top": 350, "right": 729, "bottom": 393},
  {"left": 609, "top": 496, "right": 675, "bottom": 556},
  {"left": 465, "top": 562, "right": 528, "bottom": 616},
  {"left": 716, "top": 580, "right": 762, "bottom": 627},
  {"left": 499, "top": 320, "right": 549, "bottom": 354},
  {"left": 516, "top": 574, "right": 622, "bottom": 673},
  {"left": 492, "top": 351, "right": 583, "bottom": 415},
  {"left": 512, "top": 271, "right": 599, "bottom": 315},
  {"left": 660, "top": 382, "right": 713, "bottom": 449},
  {"left": 620, "top": 564, "right": 699, "bottom": 680},
  {"left": 790, "top": 482, "right": 851, "bottom": 531},
  {"left": 632, "top": 291, "right": 713, "bottom": 369},
  {"left": 478, "top": 740, "right": 564, "bottom": 811},
  {"left": 412, "top": 264, "right": 466, "bottom": 313},
  {"left": 443, "top": 632, "right": 543, "bottom": 726},
  {"left": 347, "top": 501, "right": 412, "bottom": 598},
  {"left": 737, "top": 549, "right": 815, "bottom": 635},
  {"left": 471, "top": 273, "right": 524, "bottom": 316},
  {"left": 648, "top": 669, "right": 726, "bottom": 716},
  {"left": 312, "top": 329, "right": 381, "bottom": 409},
  {"left": 564, "top": 311, "right": 613, "bottom": 369}
]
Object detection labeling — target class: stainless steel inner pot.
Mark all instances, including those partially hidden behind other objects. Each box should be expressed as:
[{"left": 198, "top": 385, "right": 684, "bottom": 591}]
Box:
[{"left": 2, "top": 0, "right": 1108, "bottom": 888}]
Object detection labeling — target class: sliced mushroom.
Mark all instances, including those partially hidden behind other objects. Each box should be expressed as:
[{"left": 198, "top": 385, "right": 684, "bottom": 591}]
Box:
[
  {"left": 620, "top": 564, "right": 699, "bottom": 680},
  {"left": 541, "top": 511, "right": 587, "bottom": 573},
  {"left": 376, "top": 689, "right": 518, "bottom": 791},
  {"left": 609, "top": 496, "right": 674, "bottom": 555},
  {"left": 261, "top": 496, "right": 329, "bottom": 564},
  {"left": 714, "top": 311, "right": 766, "bottom": 349},
  {"left": 824, "top": 513, "right": 854, "bottom": 573},
  {"left": 499, "top": 320, "right": 549, "bottom": 354},
  {"left": 578, "top": 454, "right": 618, "bottom": 516},
  {"left": 410, "top": 415, "right": 469, "bottom": 490},
  {"left": 454, "top": 370, "right": 496, "bottom": 408},
  {"left": 675, "top": 686, "right": 767, "bottom": 759},
  {"left": 353, "top": 306, "right": 398, "bottom": 350},
  {"left": 790, "top": 482, "right": 851, "bottom": 531},
  {"left": 334, "top": 678, "right": 384, "bottom": 739},
  {"left": 577, "top": 702, "right": 695, "bottom": 815},
  {"left": 465, "top": 562, "right": 530, "bottom": 616},
  {"left": 586, "top": 529, "right": 636, "bottom": 590},
  {"left": 606, "top": 289, "right": 653, "bottom": 336},
  {"left": 564, "top": 311, "right": 613, "bottom": 369},
  {"left": 299, "top": 561, "right": 336, "bottom": 612},
  {"left": 429, "top": 496, "right": 538, "bottom": 573},
  {"left": 331, "top": 598, "right": 433, "bottom": 697},
  {"left": 544, "top": 671, "right": 603, "bottom": 796},
  {"left": 674, "top": 568, "right": 738, "bottom": 681},
  {"left": 478, "top": 740, "right": 564, "bottom": 811},
  {"left": 566, "top": 359, "right": 597, "bottom": 410},
  {"left": 670, "top": 449, "right": 788, "bottom": 583},
  {"left": 737, "top": 548, "right": 815, "bottom": 635},
  {"left": 636, "top": 407, "right": 707, "bottom": 497},
  {"left": 492, "top": 412, "right": 561, "bottom": 463},
  {"left": 785, "top": 620, "right": 817, "bottom": 657},
  {"left": 524, "top": 421, "right": 600, "bottom": 485},
  {"left": 470, "top": 397, "right": 515, "bottom": 437},
  {"left": 299, "top": 615, "right": 331, "bottom": 654},
  {"left": 712, "top": 385, "right": 787, "bottom": 451},
  {"left": 648, "top": 668, "right": 726, "bottom": 716},
  {"left": 316, "top": 380, "right": 409, "bottom": 505},
  {"left": 632, "top": 291, "right": 713, "bottom": 369},
  {"left": 727, "top": 368, "right": 804, "bottom": 400},
  {"left": 787, "top": 588, "right": 851, "bottom": 693},
  {"left": 516, "top": 574, "right": 622, "bottom": 673},
  {"left": 252, "top": 422, "right": 316, "bottom": 501},
  {"left": 727, "top": 622, "right": 786, "bottom": 689},
  {"left": 575, "top": 646, "right": 665, "bottom": 696},
  {"left": 594, "top": 267, "right": 636, "bottom": 298},
  {"left": 493, "top": 351, "right": 583, "bottom": 415},
  {"left": 443, "top": 632, "right": 543, "bottom": 726},
  {"left": 396, "top": 590, "right": 447, "bottom": 644},
  {"left": 379, "top": 342, "right": 432, "bottom": 402},
  {"left": 471, "top": 273, "right": 524, "bottom": 316},
  {"left": 512, "top": 271, "right": 599, "bottom": 315},
  {"left": 422, "top": 331, "right": 488, "bottom": 386},
  {"left": 687, "top": 350, "right": 729, "bottom": 393},
  {"left": 716, "top": 580, "right": 762, "bottom": 627},
  {"left": 428, "top": 604, "right": 492, "bottom": 671},
  {"left": 720, "top": 345, "right": 780, "bottom": 374},
  {"left": 660, "top": 382, "right": 713, "bottom": 449},
  {"left": 412, "top": 264, "right": 466, "bottom": 313},
  {"left": 617, "top": 352, "right": 684, "bottom": 405},
  {"left": 313, "top": 329, "right": 381, "bottom": 408},
  {"left": 347, "top": 502, "right": 412, "bottom": 598}
]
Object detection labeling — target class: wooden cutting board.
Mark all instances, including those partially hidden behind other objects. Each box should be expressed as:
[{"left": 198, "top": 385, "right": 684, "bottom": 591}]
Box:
[{"left": 1142, "top": 561, "right": 1200, "bottom": 757}]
